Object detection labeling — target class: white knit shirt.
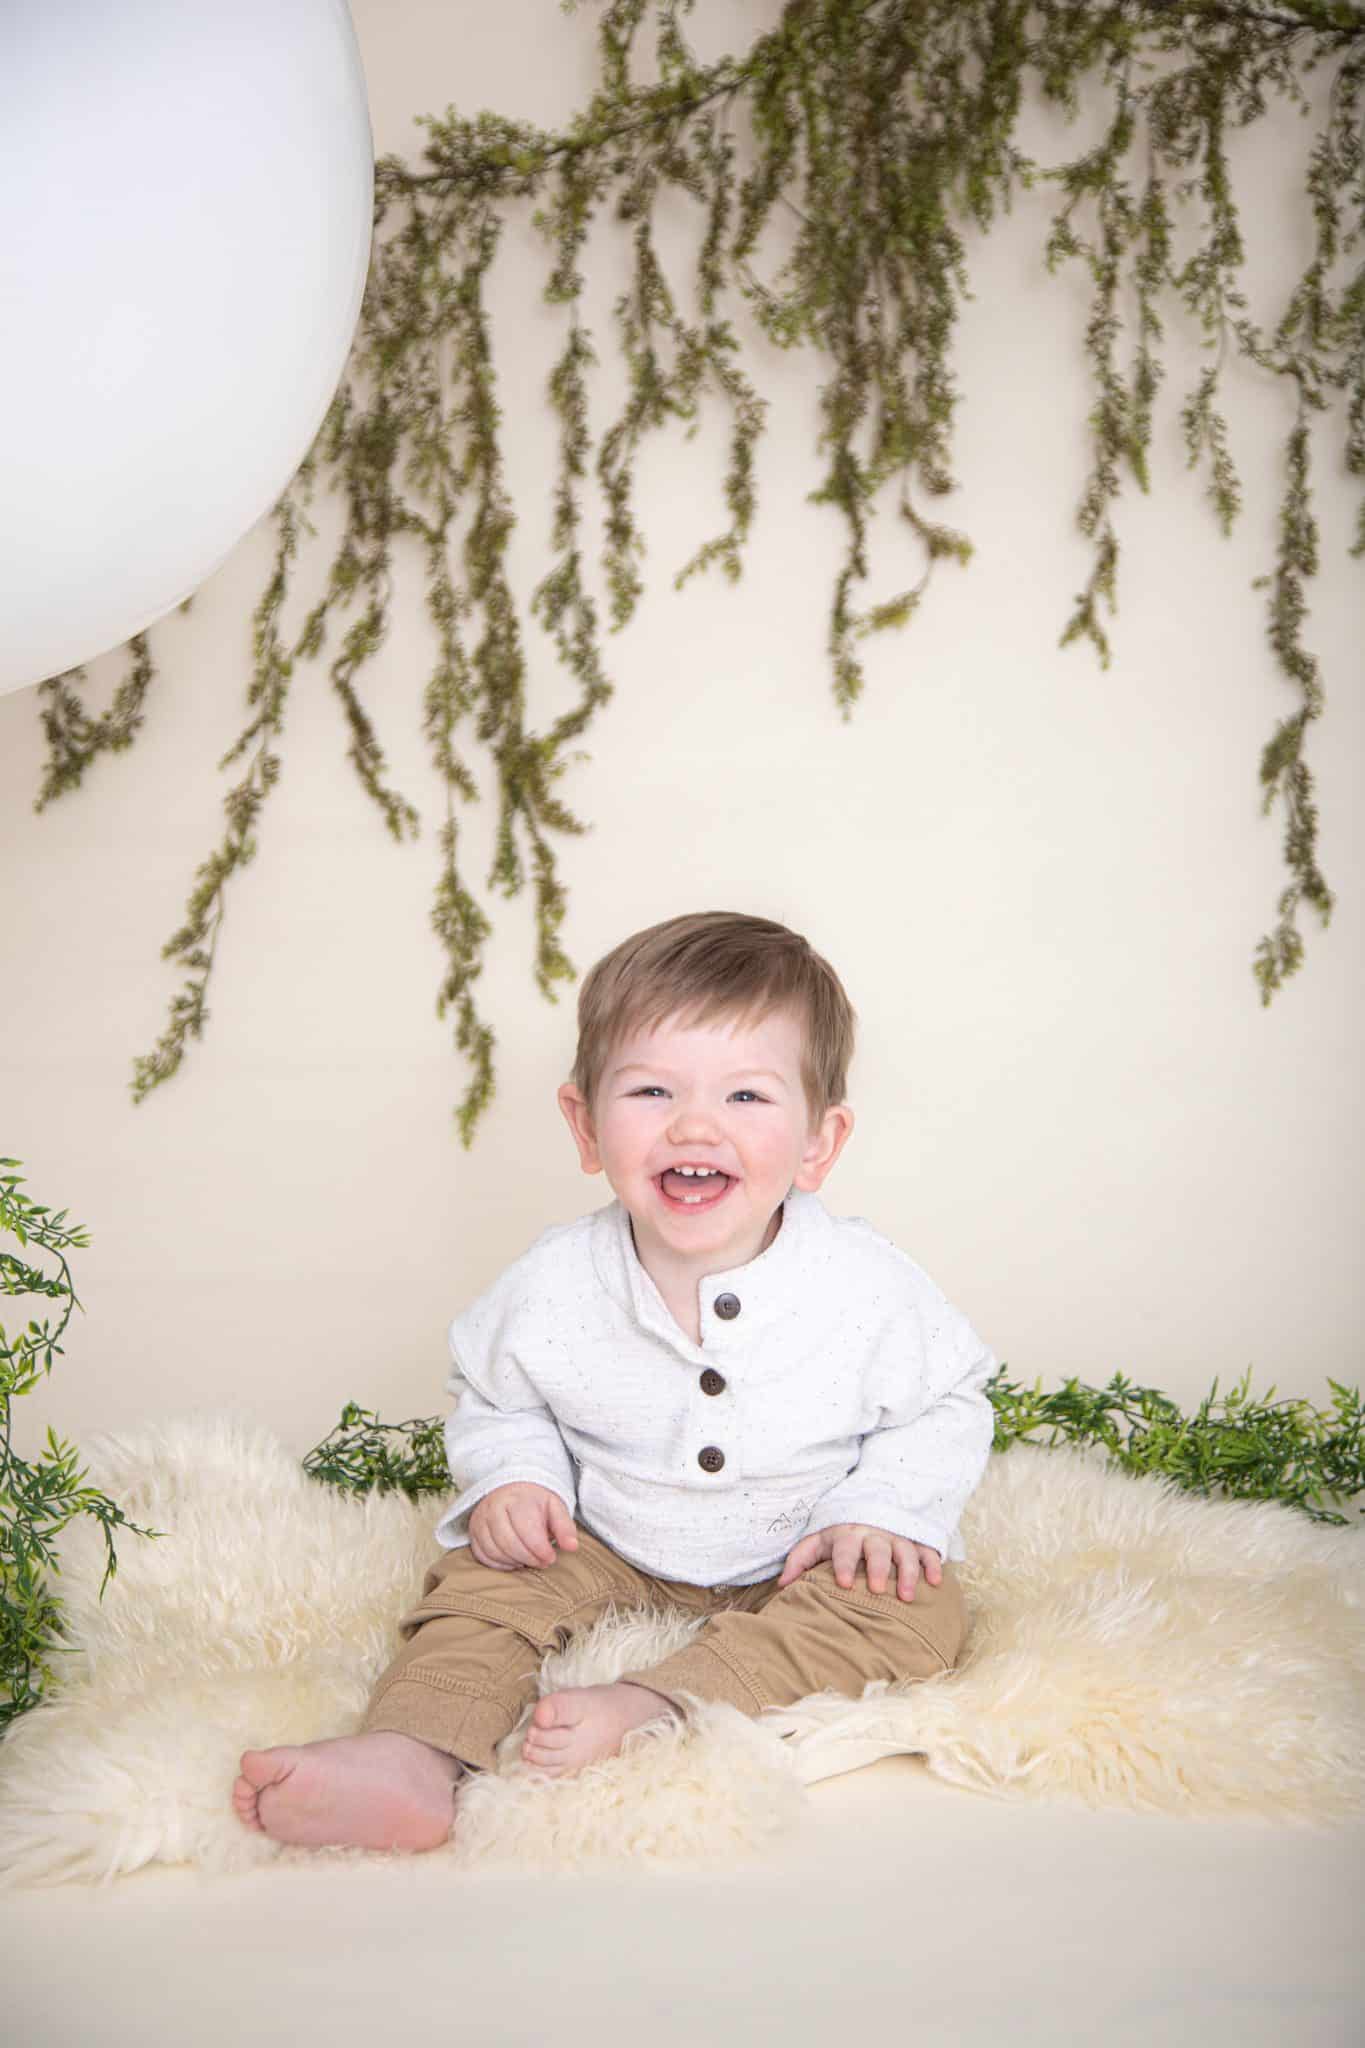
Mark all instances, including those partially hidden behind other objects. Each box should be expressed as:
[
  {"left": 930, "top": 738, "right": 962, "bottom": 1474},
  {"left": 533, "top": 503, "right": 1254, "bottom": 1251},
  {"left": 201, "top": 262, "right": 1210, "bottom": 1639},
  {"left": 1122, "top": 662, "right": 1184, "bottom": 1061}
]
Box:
[{"left": 432, "top": 1190, "right": 998, "bottom": 1586}]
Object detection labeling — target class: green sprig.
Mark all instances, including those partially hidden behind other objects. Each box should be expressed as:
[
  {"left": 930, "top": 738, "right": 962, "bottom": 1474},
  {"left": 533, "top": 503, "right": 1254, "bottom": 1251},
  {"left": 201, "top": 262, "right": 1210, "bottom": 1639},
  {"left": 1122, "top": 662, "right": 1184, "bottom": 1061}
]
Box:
[{"left": 0, "top": 1164, "right": 166, "bottom": 1736}]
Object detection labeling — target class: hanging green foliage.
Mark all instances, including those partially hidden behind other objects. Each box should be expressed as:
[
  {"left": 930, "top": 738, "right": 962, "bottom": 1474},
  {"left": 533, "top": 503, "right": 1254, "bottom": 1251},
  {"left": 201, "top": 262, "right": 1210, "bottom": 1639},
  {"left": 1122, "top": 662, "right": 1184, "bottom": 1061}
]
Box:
[{"left": 33, "top": 0, "right": 1364, "bottom": 1144}]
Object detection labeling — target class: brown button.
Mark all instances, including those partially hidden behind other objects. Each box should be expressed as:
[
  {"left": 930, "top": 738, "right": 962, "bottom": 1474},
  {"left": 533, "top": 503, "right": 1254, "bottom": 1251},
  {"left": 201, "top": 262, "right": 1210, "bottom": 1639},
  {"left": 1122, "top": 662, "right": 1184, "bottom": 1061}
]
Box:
[
  {"left": 714, "top": 1292, "right": 741, "bottom": 1320},
  {"left": 700, "top": 1368, "right": 726, "bottom": 1396},
  {"left": 698, "top": 1445, "right": 725, "bottom": 1473}
]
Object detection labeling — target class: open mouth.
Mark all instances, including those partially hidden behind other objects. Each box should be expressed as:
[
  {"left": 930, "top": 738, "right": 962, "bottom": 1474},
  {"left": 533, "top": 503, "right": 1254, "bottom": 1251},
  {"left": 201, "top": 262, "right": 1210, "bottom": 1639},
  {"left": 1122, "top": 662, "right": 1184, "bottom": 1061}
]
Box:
[{"left": 655, "top": 1166, "right": 735, "bottom": 1212}]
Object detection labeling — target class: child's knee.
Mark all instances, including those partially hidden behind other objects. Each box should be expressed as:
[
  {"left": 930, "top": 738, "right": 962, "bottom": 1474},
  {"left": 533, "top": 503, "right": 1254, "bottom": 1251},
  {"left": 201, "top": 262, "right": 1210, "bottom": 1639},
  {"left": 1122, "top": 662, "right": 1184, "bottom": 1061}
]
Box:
[{"left": 789, "top": 1556, "right": 967, "bottom": 1673}]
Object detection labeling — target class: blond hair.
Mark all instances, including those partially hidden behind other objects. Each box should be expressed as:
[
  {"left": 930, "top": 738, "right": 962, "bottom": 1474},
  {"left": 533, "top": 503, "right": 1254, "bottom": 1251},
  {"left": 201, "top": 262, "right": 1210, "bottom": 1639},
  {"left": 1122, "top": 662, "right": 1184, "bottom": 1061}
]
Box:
[{"left": 571, "top": 912, "right": 856, "bottom": 1116}]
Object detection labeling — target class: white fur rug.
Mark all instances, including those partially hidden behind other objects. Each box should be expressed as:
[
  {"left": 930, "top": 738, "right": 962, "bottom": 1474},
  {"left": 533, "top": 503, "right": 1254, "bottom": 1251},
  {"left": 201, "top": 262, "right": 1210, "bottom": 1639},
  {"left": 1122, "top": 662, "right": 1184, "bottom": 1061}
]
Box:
[{"left": 0, "top": 1411, "right": 1361, "bottom": 1888}]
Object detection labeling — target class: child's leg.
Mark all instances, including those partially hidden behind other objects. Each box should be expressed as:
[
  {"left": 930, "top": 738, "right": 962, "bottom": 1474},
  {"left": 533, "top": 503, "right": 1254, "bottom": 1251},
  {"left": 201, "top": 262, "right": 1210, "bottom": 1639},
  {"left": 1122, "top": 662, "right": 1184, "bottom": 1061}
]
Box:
[
  {"left": 515, "top": 1561, "right": 968, "bottom": 1775},
  {"left": 234, "top": 1526, "right": 656, "bottom": 1850},
  {"left": 360, "top": 1524, "right": 658, "bottom": 1768},
  {"left": 618, "top": 1557, "right": 968, "bottom": 1722}
]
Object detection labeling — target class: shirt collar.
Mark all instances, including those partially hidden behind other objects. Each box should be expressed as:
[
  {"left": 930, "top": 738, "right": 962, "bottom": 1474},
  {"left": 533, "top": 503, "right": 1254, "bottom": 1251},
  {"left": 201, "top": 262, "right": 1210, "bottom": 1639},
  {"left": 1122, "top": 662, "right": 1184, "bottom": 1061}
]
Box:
[{"left": 590, "top": 1189, "right": 818, "bottom": 1358}]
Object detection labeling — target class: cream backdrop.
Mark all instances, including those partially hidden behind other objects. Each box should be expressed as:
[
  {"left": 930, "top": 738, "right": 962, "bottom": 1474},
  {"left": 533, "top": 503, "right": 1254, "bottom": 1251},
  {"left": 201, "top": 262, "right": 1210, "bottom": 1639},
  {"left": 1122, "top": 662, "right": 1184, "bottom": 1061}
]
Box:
[{"left": 2, "top": 0, "right": 1360, "bottom": 1484}]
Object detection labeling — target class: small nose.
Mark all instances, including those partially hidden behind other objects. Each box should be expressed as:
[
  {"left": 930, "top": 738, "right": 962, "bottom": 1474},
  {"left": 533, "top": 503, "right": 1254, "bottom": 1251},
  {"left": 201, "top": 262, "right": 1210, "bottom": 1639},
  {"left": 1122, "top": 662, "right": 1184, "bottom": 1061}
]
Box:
[{"left": 666, "top": 1099, "right": 722, "bottom": 1144}]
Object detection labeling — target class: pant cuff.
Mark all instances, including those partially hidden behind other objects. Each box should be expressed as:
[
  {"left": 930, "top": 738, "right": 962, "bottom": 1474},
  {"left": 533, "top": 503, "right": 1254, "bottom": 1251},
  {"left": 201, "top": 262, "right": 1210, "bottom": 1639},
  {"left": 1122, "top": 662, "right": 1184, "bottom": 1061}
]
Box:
[
  {"left": 623, "top": 1637, "right": 767, "bottom": 1719},
  {"left": 359, "top": 1678, "right": 517, "bottom": 1774}
]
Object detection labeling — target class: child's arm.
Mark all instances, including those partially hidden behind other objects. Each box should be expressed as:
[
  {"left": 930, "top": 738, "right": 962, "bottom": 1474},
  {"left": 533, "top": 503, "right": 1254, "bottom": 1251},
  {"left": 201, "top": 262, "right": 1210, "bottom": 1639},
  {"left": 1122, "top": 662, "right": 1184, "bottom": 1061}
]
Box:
[
  {"left": 795, "top": 1303, "right": 997, "bottom": 1563},
  {"left": 440, "top": 1358, "right": 578, "bottom": 1544}
]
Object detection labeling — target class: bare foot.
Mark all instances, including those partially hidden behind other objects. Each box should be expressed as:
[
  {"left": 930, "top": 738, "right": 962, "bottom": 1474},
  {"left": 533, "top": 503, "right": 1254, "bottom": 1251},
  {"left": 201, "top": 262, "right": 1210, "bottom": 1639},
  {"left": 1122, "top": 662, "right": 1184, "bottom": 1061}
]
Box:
[
  {"left": 232, "top": 1731, "right": 463, "bottom": 1852},
  {"left": 520, "top": 1681, "right": 679, "bottom": 1775}
]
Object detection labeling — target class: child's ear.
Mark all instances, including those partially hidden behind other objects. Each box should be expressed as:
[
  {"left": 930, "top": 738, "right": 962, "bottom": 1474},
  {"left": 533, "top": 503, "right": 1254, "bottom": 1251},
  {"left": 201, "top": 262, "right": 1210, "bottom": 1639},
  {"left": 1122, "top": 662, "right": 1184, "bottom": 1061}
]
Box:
[
  {"left": 792, "top": 1103, "right": 854, "bottom": 1192},
  {"left": 557, "top": 1082, "right": 604, "bottom": 1174}
]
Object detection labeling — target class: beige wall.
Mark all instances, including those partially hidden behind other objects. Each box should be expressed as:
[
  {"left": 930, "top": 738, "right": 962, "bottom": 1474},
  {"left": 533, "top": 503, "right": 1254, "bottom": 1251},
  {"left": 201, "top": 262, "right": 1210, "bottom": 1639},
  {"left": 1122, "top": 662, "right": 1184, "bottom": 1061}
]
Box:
[{"left": 3, "top": 0, "right": 1360, "bottom": 1472}]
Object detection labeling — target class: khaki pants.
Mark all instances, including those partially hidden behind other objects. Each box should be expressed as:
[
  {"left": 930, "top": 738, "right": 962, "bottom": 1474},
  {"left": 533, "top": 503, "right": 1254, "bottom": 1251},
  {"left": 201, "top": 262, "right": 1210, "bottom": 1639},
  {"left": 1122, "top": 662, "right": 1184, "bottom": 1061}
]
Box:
[{"left": 360, "top": 1522, "right": 967, "bottom": 1772}]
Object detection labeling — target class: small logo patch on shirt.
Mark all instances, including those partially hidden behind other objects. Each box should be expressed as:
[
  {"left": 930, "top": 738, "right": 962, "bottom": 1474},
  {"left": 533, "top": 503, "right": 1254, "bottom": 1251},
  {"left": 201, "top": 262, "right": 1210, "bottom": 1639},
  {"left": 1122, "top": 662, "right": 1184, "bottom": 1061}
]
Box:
[{"left": 766, "top": 1498, "right": 813, "bottom": 1536}]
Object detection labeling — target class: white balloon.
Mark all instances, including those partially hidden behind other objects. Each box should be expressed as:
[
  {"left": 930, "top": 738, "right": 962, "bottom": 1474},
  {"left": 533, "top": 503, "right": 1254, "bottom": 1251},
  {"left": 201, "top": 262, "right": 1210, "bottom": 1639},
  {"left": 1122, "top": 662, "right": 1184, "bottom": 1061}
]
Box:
[{"left": 0, "top": 0, "right": 374, "bottom": 695}]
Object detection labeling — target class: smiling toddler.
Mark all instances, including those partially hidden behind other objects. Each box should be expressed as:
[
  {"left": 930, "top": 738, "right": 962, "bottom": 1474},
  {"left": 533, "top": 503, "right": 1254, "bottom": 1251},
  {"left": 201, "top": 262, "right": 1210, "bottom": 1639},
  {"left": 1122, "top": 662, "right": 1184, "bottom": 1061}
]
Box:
[{"left": 233, "top": 911, "right": 999, "bottom": 1853}]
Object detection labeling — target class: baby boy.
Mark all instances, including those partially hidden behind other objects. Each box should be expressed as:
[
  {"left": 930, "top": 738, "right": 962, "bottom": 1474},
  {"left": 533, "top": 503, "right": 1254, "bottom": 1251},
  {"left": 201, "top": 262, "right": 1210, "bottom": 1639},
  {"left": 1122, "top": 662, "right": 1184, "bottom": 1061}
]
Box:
[{"left": 233, "top": 911, "right": 998, "bottom": 1852}]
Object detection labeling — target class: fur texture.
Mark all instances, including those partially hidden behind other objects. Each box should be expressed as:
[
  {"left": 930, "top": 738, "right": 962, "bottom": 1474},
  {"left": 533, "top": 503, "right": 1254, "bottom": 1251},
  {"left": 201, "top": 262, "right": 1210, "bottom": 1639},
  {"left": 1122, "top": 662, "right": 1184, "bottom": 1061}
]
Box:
[{"left": 0, "top": 1412, "right": 1360, "bottom": 1887}]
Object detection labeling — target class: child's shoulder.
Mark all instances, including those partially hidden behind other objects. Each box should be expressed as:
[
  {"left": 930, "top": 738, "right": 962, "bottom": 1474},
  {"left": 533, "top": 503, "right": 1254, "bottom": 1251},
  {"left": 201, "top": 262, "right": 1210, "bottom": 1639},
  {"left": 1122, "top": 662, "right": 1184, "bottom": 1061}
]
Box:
[
  {"left": 809, "top": 1197, "right": 945, "bottom": 1302},
  {"left": 513, "top": 1207, "right": 599, "bottom": 1271},
  {"left": 455, "top": 1205, "right": 602, "bottom": 1324}
]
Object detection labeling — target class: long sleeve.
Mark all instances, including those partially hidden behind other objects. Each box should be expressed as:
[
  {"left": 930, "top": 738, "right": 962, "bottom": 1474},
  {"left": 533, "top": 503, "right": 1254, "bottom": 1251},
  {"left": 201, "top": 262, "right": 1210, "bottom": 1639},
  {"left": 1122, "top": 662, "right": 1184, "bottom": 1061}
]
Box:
[
  {"left": 437, "top": 1311, "right": 579, "bottom": 1544},
  {"left": 800, "top": 1303, "right": 998, "bottom": 1561}
]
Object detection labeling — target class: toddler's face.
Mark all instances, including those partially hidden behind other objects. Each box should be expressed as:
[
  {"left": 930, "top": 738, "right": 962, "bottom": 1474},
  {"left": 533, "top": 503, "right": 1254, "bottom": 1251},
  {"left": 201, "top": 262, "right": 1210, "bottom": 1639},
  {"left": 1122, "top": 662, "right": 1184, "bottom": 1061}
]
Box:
[{"left": 557, "top": 1007, "right": 853, "bottom": 1272}]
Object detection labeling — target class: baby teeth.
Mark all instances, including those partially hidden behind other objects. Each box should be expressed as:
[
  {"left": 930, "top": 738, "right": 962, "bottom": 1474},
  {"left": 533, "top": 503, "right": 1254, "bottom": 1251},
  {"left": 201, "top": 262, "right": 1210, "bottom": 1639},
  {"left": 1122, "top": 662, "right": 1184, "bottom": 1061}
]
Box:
[{"left": 666, "top": 1165, "right": 727, "bottom": 1204}]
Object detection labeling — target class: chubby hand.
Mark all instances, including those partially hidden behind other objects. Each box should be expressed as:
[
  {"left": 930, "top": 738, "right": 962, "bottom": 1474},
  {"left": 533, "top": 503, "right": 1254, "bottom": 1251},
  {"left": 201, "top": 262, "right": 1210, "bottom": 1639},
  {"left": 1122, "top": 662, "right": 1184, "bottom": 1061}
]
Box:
[
  {"left": 775, "top": 1522, "right": 942, "bottom": 1602},
  {"left": 468, "top": 1482, "right": 579, "bottom": 1572}
]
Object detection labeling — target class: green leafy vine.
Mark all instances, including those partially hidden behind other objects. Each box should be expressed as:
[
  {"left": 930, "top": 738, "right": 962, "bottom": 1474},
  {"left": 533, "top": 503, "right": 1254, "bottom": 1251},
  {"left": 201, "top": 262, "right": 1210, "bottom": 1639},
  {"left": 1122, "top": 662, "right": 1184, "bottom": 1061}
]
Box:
[
  {"left": 0, "top": 1164, "right": 166, "bottom": 1737},
  {"left": 307, "top": 1366, "right": 1365, "bottom": 1525},
  {"left": 32, "top": 0, "right": 1364, "bottom": 1142}
]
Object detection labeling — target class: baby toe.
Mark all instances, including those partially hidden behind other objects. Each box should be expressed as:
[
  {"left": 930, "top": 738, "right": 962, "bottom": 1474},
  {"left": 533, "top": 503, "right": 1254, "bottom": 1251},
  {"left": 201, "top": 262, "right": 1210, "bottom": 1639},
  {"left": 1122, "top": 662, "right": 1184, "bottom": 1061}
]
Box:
[{"left": 231, "top": 1783, "right": 264, "bottom": 1829}]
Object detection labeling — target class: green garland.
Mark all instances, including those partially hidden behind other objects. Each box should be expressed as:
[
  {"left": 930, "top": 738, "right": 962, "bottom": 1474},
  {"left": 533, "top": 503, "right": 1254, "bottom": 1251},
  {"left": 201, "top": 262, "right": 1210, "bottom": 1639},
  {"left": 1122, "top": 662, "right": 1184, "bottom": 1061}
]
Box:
[
  {"left": 303, "top": 1369, "right": 1365, "bottom": 1525},
  {"left": 32, "top": 0, "right": 1365, "bottom": 1145}
]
